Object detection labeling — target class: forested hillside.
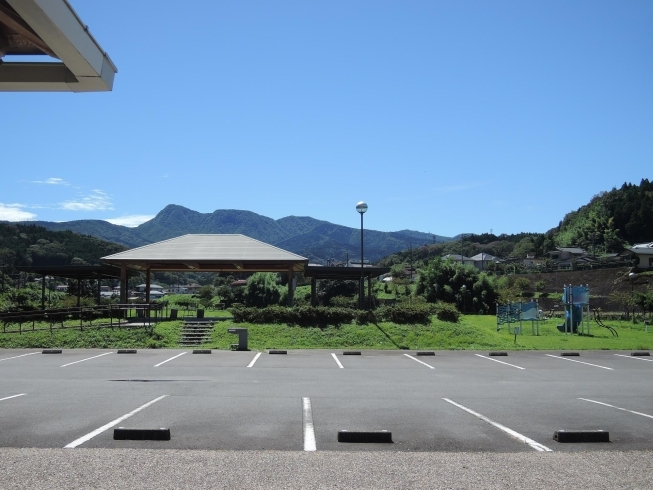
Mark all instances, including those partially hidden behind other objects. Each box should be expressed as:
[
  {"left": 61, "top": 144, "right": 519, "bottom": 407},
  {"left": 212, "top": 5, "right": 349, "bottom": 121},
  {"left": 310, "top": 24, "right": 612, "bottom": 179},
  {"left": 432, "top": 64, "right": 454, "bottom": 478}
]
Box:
[
  {"left": 380, "top": 179, "right": 653, "bottom": 268},
  {"left": 554, "top": 179, "right": 653, "bottom": 252},
  {"left": 0, "top": 223, "right": 126, "bottom": 274}
]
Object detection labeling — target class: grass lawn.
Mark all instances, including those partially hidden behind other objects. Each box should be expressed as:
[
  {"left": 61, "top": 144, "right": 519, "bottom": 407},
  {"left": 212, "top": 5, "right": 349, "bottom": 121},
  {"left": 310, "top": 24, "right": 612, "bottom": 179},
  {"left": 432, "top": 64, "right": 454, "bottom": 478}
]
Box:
[
  {"left": 0, "top": 315, "right": 650, "bottom": 351},
  {"left": 0, "top": 321, "right": 182, "bottom": 349},
  {"left": 198, "top": 314, "right": 652, "bottom": 351}
]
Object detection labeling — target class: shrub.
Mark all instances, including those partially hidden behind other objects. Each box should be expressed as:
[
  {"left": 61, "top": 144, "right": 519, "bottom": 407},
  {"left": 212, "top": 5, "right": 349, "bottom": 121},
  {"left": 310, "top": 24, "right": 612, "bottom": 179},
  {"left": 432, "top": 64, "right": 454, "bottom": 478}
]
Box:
[
  {"left": 434, "top": 302, "right": 460, "bottom": 323},
  {"left": 377, "top": 303, "right": 432, "bottom": 324},
  {"left": 330, "top": 295, "right": 357, "bottom": 309},
  {"left": 230, "top": 305, "right": 357, "bottom": 327}
]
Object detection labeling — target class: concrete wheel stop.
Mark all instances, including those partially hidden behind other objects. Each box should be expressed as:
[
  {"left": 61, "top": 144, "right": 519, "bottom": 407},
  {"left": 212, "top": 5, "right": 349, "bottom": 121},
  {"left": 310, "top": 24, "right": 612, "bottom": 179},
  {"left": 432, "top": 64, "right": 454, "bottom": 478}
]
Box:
[
  {"left": 343, "top": 351, "right": 361, "bottom": 355},
  {"left": 553, "top": 430, "right": 609, "bottom": 443},
  {"left": 268, "top": 350, "right": 287, "bottom": 354},
  {"left": 42, "top": 349, "right": 62, "bottom": 354},
  {"left": 117, "top": 349, "right": 137, "bottom": 354},
  {"left": 632, "top": 352, "right": 650, "bottom": 356},
  {"left": 416, "top": 352, "right": 435, "bottom": 356},
  {"left": 114, "top": 427, "right": 171, "bottom": 441},
  {"left": 561, "top": 352, "right": 580, "bottom": 356},
  {"left": 192, "top": 350, "right": 212, "bottom": 354},
  {"left": 338, "top": 430, "right": 393, "bottom": 443},
  {"left": 489, "top": 352, "right": 508, "bottom": 356}
]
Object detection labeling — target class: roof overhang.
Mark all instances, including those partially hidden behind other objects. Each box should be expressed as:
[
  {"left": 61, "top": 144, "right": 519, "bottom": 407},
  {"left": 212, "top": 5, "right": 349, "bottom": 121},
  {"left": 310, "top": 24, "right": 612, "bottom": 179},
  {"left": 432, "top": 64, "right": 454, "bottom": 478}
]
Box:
[
  {"left": 0, "top": 0, "right": 117, "bottom": 92},
  {"left": 304, "top": 265, "right": 391, "bottom": 280},
  {"left": 17, "top": 264, "right": 138, "bottom": 279},
  {"left": 102, "top": 260, "right": 308, "bottom": 273}
]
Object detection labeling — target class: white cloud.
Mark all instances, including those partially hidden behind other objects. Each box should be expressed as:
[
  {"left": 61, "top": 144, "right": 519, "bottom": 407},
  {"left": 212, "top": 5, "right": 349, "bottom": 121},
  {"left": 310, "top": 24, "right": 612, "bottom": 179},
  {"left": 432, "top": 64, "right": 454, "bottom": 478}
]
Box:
[
  {"left": 0, "top": 203, "right": 37, "bottom": 221},
  {"left": 59, "top": 190, "right": 114, "bottom": 211},
  {"left": 32, "top": 177, "right": 69, "bottom": 185},
  {"left": 105, "top": 214, "right": 155, "bottom": 227}
]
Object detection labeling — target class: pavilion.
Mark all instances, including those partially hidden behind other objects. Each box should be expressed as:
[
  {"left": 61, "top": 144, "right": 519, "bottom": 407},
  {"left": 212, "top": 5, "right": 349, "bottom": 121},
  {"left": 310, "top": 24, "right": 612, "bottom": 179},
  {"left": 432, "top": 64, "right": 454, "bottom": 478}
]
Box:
[{"left": 101, "top": 235, "right": 309, "bottom": 306}]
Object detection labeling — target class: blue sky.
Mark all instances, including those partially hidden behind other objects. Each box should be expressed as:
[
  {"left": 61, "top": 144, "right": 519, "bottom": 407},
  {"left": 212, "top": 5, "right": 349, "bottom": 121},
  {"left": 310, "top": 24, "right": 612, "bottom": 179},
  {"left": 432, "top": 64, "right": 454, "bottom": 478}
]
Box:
[{"left": 1, "top": 0, "right": 651, "bottom": 237}]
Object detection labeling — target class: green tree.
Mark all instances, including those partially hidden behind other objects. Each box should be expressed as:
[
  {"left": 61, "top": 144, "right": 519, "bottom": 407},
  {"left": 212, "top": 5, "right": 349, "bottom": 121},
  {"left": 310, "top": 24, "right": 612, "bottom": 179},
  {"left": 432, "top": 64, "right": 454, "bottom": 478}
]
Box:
[
  {"left": 416, "top": 258, "right": 497, "bottom": 313},
  {"left": 197, "top": 285, "right": 215, "bottom": 309},
  {"left": 244, "top": 272, "right": 283, "bottom": 308}
]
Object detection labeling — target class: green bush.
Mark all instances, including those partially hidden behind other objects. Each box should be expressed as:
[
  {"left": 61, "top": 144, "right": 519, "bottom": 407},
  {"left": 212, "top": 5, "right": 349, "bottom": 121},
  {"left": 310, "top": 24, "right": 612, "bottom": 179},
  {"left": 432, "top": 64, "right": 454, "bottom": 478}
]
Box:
[
  {"left": 434, "top": 302, "right": 460, "bottom": 323},
  {"left": 330, "top": 295, "right": 357, "bottom": 309},
  {"left": 355, "top": 309, "right": 378, "bottom": 325},
  {"left": 376, "top": 303, "right": 432, "bottom": 324},
  {"left": 230, "top": 305, "right": 357, "bottom": 327}
]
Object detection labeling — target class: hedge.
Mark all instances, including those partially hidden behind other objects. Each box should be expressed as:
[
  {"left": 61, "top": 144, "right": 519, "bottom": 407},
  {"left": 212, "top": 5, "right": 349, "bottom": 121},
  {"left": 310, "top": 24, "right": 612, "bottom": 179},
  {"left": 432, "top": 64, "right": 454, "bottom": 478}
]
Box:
[{"left": 230, "top": 303, "right": 437, "bottom": 326}]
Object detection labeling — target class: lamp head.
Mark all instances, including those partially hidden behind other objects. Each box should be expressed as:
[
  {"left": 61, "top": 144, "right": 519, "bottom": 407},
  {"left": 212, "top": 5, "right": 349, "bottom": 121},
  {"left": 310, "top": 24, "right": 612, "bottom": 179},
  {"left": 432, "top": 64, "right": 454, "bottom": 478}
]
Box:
[{"left": 356, "top": 201, "right": 368, "bottom": 214}]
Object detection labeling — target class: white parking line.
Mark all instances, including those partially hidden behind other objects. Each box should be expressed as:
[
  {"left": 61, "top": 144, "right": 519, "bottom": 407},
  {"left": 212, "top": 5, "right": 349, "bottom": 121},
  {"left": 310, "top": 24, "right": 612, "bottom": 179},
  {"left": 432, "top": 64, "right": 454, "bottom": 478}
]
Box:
[
  {"left": 0, "top": 352, "right": 39, "bottom": 362},
  {"left": 247, "top": 352, "right": 262, "bottom": 368},
  {"left": 154, "top": 352, "right": 187, "bottom": 367},
  {"left": 614, "top": 354, "right": 653, "bottom": 363},
  {"left": 404, "top": 354, "right": 435, "bottom": 369},
  {"left": 474, "top": 354, "right": 525, "bottom": 370},
  {"left": 331, "top": 353, "right": 344, "bottom": 369},
  {"left": 545, "top": 354, "right": 613, "bottom": 370},
  {"left": 60, "top": 352, "right": 114, "bottom": 367},
  {"left": 64, "top": 395, "right": 168, "bottom": 448},
  {"left": 302, "top": 397, "right": 316, "bottom": 452},
  {"left": 579, "top": 398, "right": 653, "bottom": 420},
  {"left": 442, "top": 398, "right": 552, "bottom": 452},
  {"left": 0, "top": 394, "right": 26, "bottom": 402}
]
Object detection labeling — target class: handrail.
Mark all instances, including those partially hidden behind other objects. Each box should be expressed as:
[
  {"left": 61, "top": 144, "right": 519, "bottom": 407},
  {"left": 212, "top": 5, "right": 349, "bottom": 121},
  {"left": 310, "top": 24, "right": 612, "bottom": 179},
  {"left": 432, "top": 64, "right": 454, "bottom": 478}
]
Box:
[{"left": 0, "top": 303, "right": 167, "bottom": 335}]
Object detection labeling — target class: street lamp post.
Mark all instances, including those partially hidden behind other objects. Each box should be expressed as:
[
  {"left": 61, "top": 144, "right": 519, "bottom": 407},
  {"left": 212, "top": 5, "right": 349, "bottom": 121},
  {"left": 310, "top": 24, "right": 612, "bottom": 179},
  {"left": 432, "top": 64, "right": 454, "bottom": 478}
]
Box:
[
  {"left": 629, "top": 272, "right": 637, "bottom": 321},
  {"left": 356, "top": 201, "right": 368, "bottom": 310}
]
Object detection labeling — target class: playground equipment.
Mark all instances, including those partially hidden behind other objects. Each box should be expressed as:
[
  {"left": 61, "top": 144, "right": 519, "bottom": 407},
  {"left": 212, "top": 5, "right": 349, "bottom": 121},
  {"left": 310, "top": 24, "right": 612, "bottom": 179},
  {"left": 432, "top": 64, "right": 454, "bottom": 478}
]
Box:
[
  {"left": 496, "top": 300, "right": 541, "bottom": 336},
  {"left": 557, "top": 285, "right": 590, "bottom": 335},
  {"left": 591, "top": 308, "right": 618, "bottom": 337}
]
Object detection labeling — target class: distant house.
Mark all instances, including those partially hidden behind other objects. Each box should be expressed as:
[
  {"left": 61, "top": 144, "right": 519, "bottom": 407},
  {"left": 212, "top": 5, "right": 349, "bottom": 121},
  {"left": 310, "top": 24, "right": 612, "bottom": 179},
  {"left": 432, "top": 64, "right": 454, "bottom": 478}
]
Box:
[
  {"left": 442, "top": 254, "right": 475, "bottom": 267},
  {"left": 548, "top": 247, "right": 587, "bottom": 269},
  {"left": 348, "top": 259, "right": 371, "bottom": 267},
  {"left": 469, "top": 253, "right": 500, "bottom": 271},
  {"left": 165, "top": 283, "right": 204, "bottom": 294},
  {"left": 230, "top": 279, "right": 248, "bottom": 287},
  {"left": 523, "top": 254, "right": 545, "bottom": 269},
  {"left": 629, "top": 242, "right": 653, "bottom": 269},
  {"left": 55, "top": 284, "right": 68, "bottom": 292},
  {"left": 134, "top": 284, "right": 164, "bottom": 294}
]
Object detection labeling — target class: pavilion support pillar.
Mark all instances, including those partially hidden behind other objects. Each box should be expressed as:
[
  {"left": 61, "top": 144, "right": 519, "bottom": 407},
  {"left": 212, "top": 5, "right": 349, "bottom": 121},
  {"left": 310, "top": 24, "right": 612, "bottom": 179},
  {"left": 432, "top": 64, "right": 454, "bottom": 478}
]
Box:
[
  {"left": 311, "top": 276, "right": 317, "bottom": 307},
  {"left": 41, "top": 274, "right": 46, "bottom": 310},
  {"left": 145, "top": 267, "right": 151, "bottom": 304},
  {"left": 287, "top": 267, "right": 294, "bottom": 307},
  {"left": 77, "top": 279, "right": 81, "bottom": 307},
  {"left": 367, "top": 275, "right": 372, "bottom": 309},
  {"left": 96, "top": 272, "right": 102, "bottom": 305},
  {"left": 145, "top": 267, "right": 151, "bottom": 317},
  {"left": 120, "top": 262, "right": 127, "bottom": 304}
]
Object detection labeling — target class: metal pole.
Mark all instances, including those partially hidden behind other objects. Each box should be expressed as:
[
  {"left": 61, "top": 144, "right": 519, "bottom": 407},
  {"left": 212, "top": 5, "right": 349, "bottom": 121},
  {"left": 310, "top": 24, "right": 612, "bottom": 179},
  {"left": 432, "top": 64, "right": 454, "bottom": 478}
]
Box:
[{"left": 360, "top": 212, "right": 364, "bottom": 310}]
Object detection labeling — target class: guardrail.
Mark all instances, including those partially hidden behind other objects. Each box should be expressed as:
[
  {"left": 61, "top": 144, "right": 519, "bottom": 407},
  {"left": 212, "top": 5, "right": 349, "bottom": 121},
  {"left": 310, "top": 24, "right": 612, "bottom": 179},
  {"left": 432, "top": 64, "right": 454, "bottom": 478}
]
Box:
[{"left": 0, "top": 304, "right": 167, "bottom": 335}]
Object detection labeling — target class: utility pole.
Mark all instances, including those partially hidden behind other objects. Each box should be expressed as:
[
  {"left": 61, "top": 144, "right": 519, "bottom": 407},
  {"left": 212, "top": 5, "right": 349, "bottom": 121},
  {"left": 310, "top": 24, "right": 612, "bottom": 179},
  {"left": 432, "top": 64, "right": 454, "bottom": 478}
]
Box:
[{"left": 409, "top": 242, "right": 413, "bottom": 282}]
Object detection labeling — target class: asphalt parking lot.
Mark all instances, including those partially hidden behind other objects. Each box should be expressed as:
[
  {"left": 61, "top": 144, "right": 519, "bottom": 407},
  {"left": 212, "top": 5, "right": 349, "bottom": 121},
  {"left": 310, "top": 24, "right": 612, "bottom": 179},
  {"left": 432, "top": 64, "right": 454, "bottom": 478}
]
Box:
[{"left": 1, "top": 348, "right": 652, "bottom": 455}]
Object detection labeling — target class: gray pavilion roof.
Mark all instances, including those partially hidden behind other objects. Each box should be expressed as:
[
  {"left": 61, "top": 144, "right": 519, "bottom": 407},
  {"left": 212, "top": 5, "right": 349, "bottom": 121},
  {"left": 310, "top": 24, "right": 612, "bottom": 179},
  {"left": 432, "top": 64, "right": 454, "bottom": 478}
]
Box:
[{"left": 102, "top": 234, "right": 308, "bottom": 272}]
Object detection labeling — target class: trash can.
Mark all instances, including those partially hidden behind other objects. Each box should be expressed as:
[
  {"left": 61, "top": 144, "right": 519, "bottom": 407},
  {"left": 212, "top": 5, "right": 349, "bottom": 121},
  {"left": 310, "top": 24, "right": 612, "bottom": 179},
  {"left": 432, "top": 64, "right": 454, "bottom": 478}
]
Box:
[
  {"left": 170, "top": 309, "right": 178, "bottom": 320},
  {"left": 197, "top": 309, "right": 204, "bottom": 319},
  {"left": 228, "top": 328, "right": 248, "bottom": 351}
]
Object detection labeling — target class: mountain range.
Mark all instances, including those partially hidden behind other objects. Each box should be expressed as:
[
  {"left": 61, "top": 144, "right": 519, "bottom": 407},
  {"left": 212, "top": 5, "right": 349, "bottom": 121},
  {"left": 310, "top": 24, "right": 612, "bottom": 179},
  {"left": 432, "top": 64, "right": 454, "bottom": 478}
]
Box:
[{"left": 21, "top": 205, "right": 452, "bottom": 264}]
